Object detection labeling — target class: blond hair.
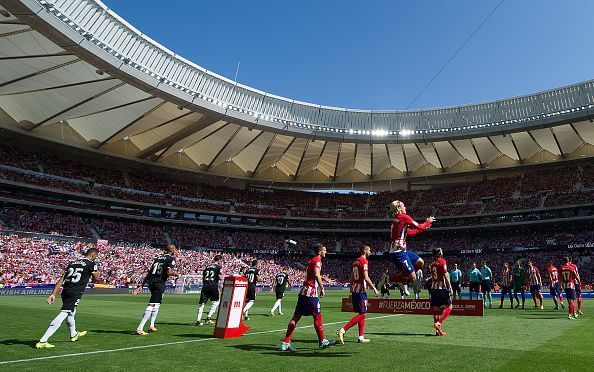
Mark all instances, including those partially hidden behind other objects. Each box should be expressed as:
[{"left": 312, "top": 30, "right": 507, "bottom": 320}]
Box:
[{"left": 390, "top": 200, "right": 405, "bottom": 214}]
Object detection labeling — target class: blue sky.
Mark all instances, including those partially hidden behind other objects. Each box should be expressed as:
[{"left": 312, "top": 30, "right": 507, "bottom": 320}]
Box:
[{"left": 102, "top": 0, "right": 594, "bottom": 110}]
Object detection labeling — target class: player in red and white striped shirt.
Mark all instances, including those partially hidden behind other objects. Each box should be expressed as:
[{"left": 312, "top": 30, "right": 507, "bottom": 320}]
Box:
[
  {"left": 337, "top": 245, "right": 379, "bottom": 344},
  {"left": 499, "top": 262, "right": 514, "bottom": 309},
  {"left": 281, "top": 244, "right": 336, "bottom": 351},
  {"left": 560, "top": 257, "right": 581, "bottom": 319},
  {"left": 526, "top": 261, "right": 543, "bottom": 309},
  {"left": 546, "top": 260, "right": 564, "bottom": 310},
  {"left": 430, "top": 248, "right": 452, "bottom": 336},
  {"left": 569, "top": 259, "right": 584, "bottom": 316}
]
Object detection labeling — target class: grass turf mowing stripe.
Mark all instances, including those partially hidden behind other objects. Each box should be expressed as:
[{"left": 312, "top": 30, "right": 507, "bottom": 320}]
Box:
[{"left": 0, "top": 313, "right": 402, "bottom": 365}]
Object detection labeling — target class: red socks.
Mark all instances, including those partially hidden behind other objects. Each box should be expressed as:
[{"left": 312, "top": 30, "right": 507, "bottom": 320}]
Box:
[
  {"left": 439, "top": 307, "right": 452, "bottom": 323},
  {"left": 344, "top": 314, "right": 365, "bottom": 332},
  {"left": 284, "top": 316, "right": 300, "bottom": 343},
  {"left": 568, "top": 302, "right": 575, "bottom": 315},
  {"left": 313, "top": 313, "right": 324, "bottom": 341},
  {"left": 577, "top": 297, "right": 582, "bottom": 312}
]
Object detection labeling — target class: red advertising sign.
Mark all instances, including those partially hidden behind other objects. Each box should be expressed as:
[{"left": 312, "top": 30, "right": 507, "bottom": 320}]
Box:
[{"left": 342, "top": 298, "right": 483, "bottom": 316}]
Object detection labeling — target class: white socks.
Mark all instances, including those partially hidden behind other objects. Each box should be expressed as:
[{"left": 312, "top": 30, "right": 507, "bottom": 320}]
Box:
[
  {"left": 137, "top": 305, "right": 153, "bottom": 331},
  {"left": 66, "top": 310, "right": 77, "bottom": 338},
  {"left": 243, "top": 300, "right": 254, "bottom": 316},
  {"left": 40, "top": 311, "right": 69, "bottom": 342},
  {"left": 149, "top": 303, "right": 160, "bottom": 328},
  {"left": 207, "top": 301, "right": 220, "bottom": 319},
  {"left": 271, "top": 299, "right": 282, "bottom": 314},
  {"left": 197, "top": 303, "right": 205, "bottom": 322}
]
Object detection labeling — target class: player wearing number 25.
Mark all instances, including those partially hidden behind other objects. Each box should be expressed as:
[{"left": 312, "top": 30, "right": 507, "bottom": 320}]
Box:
[{"left": 36, "top": 248, "right": 101, "bottom": 349}]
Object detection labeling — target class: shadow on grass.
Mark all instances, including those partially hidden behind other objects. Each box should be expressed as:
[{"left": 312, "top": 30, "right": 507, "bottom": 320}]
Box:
[
  {"left": 229, "top": 344, "right": 351, "bottom": 357},
  {"left": 367, "top": 332, "right": 432, "bottom": 337},
  {"left": 173, "top": 333, "right": 215, "bottom": 339},
  {"left": 89, "top": 329, "right": 135, "bottom": 335},
  {"left": 156, "top": 322, "right": 196, "bottom": 326},
  {"left": 516, "top": 316, "right": 562, "bottom": 320},
  {"left": 0, "top": 339, "right": 36, "bottom": 347}
]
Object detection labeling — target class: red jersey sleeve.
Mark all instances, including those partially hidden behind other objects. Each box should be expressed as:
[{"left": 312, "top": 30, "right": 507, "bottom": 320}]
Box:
[{"left": 402, "top": 214, "right": 432, "bottom": 237}]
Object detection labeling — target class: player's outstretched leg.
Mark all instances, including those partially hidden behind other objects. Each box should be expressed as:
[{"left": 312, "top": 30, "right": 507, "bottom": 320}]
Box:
[
  {"left": 148, "top": 303, "right": 160, "bottom": 332},
  {"left": 270, "top": 299, "right": 282, "bottom": 316},
  {"left": 196, "top": 302, "right": 206, "bottom": 326},
  {"left": 281, "top": 315, "right": 300, "bottom": 352},
  {"left": 36, "top": 311, "right": 69, "bottom": 348},
  {"left": 243, "top": 300, "right": 254, "bottom": 320},
  {"left": 337, "top": 314, "right": 367, "bottom": 344},
  {"left": 206, "top": 301, "right": 219, "bottom": 324},
  {"left": 66, "top": 310, "right": 87, "bottom": 342},
  {"left": 577, "top": 295, "right": 583, "bottom": 315},
  {"left": 434, "top": 304, "right": 452, "bottom": 336},
  {"left": 136, "top": 304, "right": 155, "bottom": 335}
]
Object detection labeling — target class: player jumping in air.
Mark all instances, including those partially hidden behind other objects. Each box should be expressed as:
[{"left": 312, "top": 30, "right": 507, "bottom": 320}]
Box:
[
  {"left": 243, "top": 260, "right": 259, "bottom": 321},
  {"left": 560, "top": 257, "right": 581, "bottom": 319},
  {"left": 430, "top": 248, "right": 453, "bottom": 336},
  {"left": 281, "top": 244, "right": 336, "bottom": 352},
  {"left": 546, "top": 260, "right": 565, "bottom": 310},
  {"left": 569, "top": 258, "right": 583, "bottom": 316},
  {"left": 269, "top": 271, "right": 290, "bottom": 316},
  {"left": 512, "top": 260, "right": 526, "bottom": 309},
  {"left": 389, "top": 200, "right": 435, "bottom": 294},
  {"left": 196, "top": 254, "right": 223, "bottom": 326},
  {"left": 499, "top": 262, "right": 514, "bottom": 309},
  {"left": 134, "top": 244, "right": 178, "bottom": 335},
  {"left": 337, "top": 245, "right": 379, "bottom": 344},
  {"left": 526, "top": 261, "right": 543, "bottom": 310},
  {"left": 480, "top": 261, "right": 493, "bottom": 308},
  {"left": 449, "top": 263, "right": 462, "bottom": 301},
  {"left": 36, "top": 248, "right": 100, "bottom": 349}
]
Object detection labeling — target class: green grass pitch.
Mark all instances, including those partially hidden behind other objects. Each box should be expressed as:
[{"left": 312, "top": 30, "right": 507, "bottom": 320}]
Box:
[{"left": 0, "top": 291, "right": 592, "bottom": 371}]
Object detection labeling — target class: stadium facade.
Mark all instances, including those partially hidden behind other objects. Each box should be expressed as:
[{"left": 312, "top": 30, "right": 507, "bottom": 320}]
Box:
[{"left": 0, "top": 0, "right": 593, "bottom": 190}]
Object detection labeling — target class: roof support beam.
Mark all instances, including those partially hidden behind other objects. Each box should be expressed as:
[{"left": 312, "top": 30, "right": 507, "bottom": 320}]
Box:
[
  {"left": 332, "top": 142, "right": 342, "bottom": 181},
  {"left": 508, "top": 134, "right": 523, "bottom": 164},
  {"left": 293, "top": 139, "right": 310, "bottom": 181},
  {"left": 470, "top": 139, "right": 484, "bottom": 168},
  {"left": 251, "top": 134, "right": 278, "bottom": 177},
  {"left": 28, "top": 81, "right": 127, "bottom": 130},
  {"left": 1, "top": 76, "right": 116, "bottom": 97},
  {"left": 431, "top": 142, "right": 444, "bottom": 171},
  {"left": 206, "top": 126, "right": 242, "bottom": 171},
  {"left": 0, "top": 57, "right": 80, "bottom": 89},
  {"left": 568, "top": 123, "right": 586, "bottom": 144},
  {"left": 98, "top": 100, "right": 166, "bottom": 147},
  {"left": 401, "top": 144, "right": 409, "bottom": 175},
  {"left": 136, "top": 113, "right": 223, "bottom": 159},
  {"left": 550, "top": 127, "right": 564, "bottom": 159}
]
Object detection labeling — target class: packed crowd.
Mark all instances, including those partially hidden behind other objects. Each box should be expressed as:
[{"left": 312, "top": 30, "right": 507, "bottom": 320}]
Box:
[
  {"left": 1, "top": 234, "right": 590, "bottom": 288},
  {"left": 0, "top": 235, "right": 334, "bottom": 287},
  {"left": 1, "top": 143, "right": 594, "bottom": 221}
]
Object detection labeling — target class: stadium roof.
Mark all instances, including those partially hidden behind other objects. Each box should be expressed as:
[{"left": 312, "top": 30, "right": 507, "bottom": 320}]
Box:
[{"left": 1, "top": 0, "right": 594, "bottom": 184}]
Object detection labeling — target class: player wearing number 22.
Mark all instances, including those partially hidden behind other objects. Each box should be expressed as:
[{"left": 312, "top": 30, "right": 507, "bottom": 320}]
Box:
[
  {"left": 36, "top": 248, "right": 100, "bottom": 349},
  {"left": 430, "top": 248, "right": 453, "bottom": 336},
  {"left": 196, "top": 254, "right": 223, "bottom": 326},
  {"left": 134, "top": 244, "right": 179, "bottom": 335},
  {"left": 337, "top": 245, "right": 379, "bottom": 344},
  {"left": 281, "top": 244, "right": 336, "bottom": 352}
]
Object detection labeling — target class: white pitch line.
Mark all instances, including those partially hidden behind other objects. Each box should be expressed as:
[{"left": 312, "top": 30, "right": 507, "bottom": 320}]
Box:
[{"left": 0, "top": 314, "right": 402, "bottom": 365}]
